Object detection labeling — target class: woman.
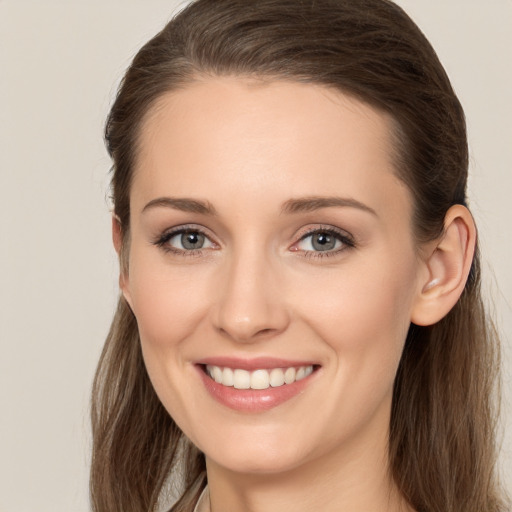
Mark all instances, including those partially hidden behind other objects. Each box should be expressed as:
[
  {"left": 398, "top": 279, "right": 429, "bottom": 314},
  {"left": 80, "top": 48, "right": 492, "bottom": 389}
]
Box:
[{"left": 90, "top": 1, "right": 507, "bottom": 511}]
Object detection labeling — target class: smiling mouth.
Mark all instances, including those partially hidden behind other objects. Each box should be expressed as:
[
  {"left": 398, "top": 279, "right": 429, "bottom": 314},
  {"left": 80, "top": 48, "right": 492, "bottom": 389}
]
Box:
[{"left": 204, "top": 364, "right": 316, "bottom": 390}]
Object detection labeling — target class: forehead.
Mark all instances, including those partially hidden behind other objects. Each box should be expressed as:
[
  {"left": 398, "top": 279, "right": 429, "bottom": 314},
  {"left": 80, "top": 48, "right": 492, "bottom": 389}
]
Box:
[{"left": 132, "top": 77, "right": 411, "bottom": 224}]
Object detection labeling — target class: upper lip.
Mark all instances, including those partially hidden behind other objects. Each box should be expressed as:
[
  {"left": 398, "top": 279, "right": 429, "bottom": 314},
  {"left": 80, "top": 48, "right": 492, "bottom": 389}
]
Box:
[{"left": 195, "top": 356, "right": 318, "bottom": 371}]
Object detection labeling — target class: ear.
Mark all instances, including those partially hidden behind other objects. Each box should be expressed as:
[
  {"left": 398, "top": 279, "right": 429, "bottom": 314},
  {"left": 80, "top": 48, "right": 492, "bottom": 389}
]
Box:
[
  {"left": 112, "top": 214, "right": 133, "bottom": 308},
  {"left": 411, "top": 205, "right": 476, "bottom": 326}
]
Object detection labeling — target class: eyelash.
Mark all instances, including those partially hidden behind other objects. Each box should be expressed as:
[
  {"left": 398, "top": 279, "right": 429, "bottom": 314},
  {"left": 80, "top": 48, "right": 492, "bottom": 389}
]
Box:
[
  {"left": 153, "top": 224, "right": 355, "bottom": 259},
  {"left": 153, "top": 225, "right": 215, "bottom": 257},
  {"left": 293, "top": 226, "right": 355, "bottom": 260}
]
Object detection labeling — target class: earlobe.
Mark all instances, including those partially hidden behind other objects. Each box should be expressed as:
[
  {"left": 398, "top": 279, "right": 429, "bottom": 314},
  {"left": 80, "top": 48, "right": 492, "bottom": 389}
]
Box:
[
  {"left": 411, "top": 205, "right": 476, "bottom": 326},
  {"left": 111, "top": 214, "right": 133, "bottom": 307}
]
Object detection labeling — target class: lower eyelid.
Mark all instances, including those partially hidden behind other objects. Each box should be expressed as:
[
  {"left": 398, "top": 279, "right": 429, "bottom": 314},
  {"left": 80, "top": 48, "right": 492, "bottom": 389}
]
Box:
[{"left": 300, "top": 249, "right": 344, "bottom": 260}]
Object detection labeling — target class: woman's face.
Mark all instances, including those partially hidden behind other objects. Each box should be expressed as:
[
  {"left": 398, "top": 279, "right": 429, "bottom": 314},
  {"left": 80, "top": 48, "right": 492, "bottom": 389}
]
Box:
[{"left": 122, "top": 78, "right": 426, "bottom": 475}]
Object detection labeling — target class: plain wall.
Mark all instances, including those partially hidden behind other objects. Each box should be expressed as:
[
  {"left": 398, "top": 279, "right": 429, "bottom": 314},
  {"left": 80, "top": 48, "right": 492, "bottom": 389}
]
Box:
[{"left": 0, "top": 1, "right": 510, "bottom": 511}]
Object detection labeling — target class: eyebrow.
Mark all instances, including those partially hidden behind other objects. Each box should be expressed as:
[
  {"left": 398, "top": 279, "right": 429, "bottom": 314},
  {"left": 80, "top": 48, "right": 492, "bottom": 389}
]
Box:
[
  {"left": 281, "top": 196, "right": 377, "bottom": 216},
  {"left": 142, "top": 197, "right": 217, "bottom": 215},
  {"left": 141, "top": 195, "right": 377, "bottom": 217}
]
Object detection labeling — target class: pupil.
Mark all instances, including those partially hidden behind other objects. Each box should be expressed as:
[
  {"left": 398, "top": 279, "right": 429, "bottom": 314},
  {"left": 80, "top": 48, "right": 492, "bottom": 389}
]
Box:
[
  {"left": 182, "top": 232, "right": 204, "bottom": 250},
  {"left": 312, "top": 233, "right": 335, "bottom": 251}
]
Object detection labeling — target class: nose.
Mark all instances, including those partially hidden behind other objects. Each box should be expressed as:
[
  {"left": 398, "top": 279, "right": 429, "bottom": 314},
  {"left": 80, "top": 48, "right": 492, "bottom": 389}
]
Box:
[{"left": 212, "top": 248, "right": 290, "bottom": 343}]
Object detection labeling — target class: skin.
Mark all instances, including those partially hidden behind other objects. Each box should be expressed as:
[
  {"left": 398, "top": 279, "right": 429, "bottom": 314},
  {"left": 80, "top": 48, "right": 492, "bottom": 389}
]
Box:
[{"left": 117, "top": 77, "right": 475, "bottom": 512}]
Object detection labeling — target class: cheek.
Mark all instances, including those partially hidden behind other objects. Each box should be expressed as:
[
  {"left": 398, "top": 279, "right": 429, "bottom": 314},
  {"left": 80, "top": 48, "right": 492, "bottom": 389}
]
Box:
[
  {"left": 283, "top": 254, "right": 417, "bottom": 444},
  {"left": 293, "top": 252, "right": 417, "bottom": 381},
  {"left": 128, "top": 253, "right": 212, "bottom": 349},
  {"left": 125, "top": 249, "right": 216, "bottom": 431}
]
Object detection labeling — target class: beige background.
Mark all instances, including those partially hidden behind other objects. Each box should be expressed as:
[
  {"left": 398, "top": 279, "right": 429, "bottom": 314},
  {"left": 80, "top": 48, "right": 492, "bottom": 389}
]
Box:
[{"left": 0, "top": 1, "right": 510, "bottom": 511}]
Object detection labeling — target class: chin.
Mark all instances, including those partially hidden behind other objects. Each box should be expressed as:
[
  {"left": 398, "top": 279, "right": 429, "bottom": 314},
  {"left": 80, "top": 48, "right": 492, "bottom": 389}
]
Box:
[
  {"left": 201, "top": 431, "right": 313, "bottom": 476},
  {"left": 207, "top": 450, "right": 304, "bottom": 476}
]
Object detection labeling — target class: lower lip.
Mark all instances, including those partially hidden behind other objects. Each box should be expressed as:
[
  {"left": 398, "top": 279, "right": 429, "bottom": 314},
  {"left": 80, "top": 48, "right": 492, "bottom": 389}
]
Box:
[{"left": 196, "top": 366, "right": 317, "bottom": 412}]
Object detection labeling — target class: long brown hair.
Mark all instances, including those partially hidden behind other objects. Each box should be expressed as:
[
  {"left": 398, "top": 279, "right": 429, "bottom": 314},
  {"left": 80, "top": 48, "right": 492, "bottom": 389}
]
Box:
[{"left": 90, "top": 1, "right": 506, "bottom": 511}]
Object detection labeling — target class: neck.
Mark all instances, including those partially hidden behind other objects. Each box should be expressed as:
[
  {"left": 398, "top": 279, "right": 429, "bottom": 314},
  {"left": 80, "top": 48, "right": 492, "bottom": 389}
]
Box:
[{"left": 204, "top": 420, "right": 413, "bottom": 512}]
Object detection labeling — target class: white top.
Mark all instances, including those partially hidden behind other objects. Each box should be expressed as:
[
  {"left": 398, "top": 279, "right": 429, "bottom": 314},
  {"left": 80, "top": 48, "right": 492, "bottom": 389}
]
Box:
[{"left": 193, "top": 485, "right": 210, "bottom": 512}]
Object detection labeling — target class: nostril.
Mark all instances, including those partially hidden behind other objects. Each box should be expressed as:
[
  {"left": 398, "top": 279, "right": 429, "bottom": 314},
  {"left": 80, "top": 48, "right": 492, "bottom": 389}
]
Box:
[
  {"left": 255, "top": 328, "right": 277, "bottom": 337},
  {"left": 216, "top": 324, "right": 282, "bottom": 343}
]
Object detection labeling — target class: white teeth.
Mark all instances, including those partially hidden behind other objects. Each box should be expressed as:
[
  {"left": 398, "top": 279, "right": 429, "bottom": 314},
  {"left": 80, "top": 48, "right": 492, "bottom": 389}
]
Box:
[
  {"left": 205, "top": 364, "right": 314, "bottom": 390},
  {"left": 284, "top": 367, "right": 296, "bottom": 384},
  {"left": 233, "top": 369, "right": 251, "bottom": 389},
  {"left": 212, "top": 366, "right": 223, "bottom": 383},
  {"left": 269, "top": 368, "right": 285, "bottom": 387},
  {"left": 251, "top": 369, "right": 270, "bottom": 390},
  {"left": 222, "top": 367, "right": 234, "bottom": 386},
  {"left": 296, "top": 367, "right": 306, "bottom": 381}
]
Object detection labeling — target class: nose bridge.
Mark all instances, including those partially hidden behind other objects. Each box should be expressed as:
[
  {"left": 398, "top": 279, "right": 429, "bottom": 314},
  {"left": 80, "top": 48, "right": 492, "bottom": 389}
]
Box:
[{"left": 213, "top": 239, "right": 289, "bottom": 342}]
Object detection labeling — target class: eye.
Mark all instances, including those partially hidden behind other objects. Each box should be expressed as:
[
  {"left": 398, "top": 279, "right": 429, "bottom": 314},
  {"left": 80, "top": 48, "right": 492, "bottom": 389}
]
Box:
[
  {"left": 297, "top": 231, "right": 341, "bottom": 251},
  {"left": 169, "top": 230, "right": 212, "bottom": 250},
  {"left": 291, "top": 227, "right": 355, "bottom": 257},
  {"left": 154, "top": 227, "right": 217, "bottom": 254}
]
